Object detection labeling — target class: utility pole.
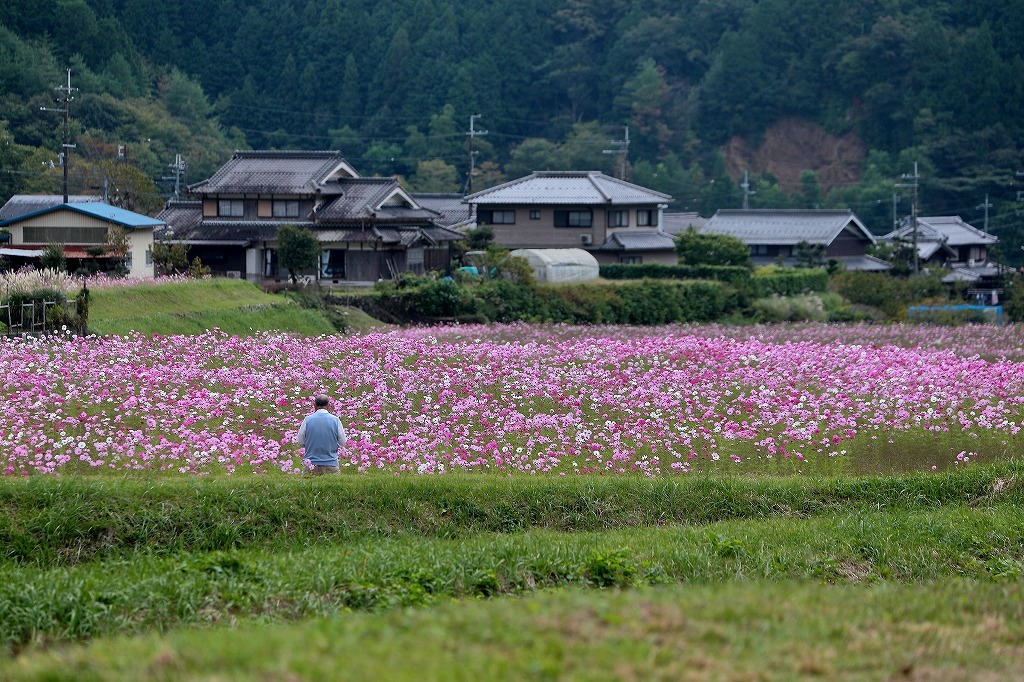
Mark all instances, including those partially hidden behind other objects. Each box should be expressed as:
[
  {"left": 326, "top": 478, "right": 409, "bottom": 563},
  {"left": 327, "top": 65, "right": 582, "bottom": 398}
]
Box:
[
  {"left": 39, "top": 68, "right": 77, "bottom": 203},
  {"left": 741, "top": 169, "right": 756, "bottom": 209},
  {"left": 602, "top": 126, "right": 630, "bottom": 181},
  {"left": 465, "top": 114, "right": 487, "bottom": 195},
  {"left": 977, "top": 193, "right": 993, "bottom": 232},
  {"left": 163, "top": 153, "right": 187, "bottom": 200},
  {"left": 892, "top": 193, "right": 901, "bottom": 231},
  {"left": 896, "top": 162, "right": 921, "bottom": 272}
]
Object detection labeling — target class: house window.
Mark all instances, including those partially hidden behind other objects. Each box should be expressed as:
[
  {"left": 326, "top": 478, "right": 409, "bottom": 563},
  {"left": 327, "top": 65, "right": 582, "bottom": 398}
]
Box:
[
  {"left": 529, "top": 210, "right": 541, "bottom": 220},
  {"left": 125, "top": 251, "right": 133, "bottom": 269},
  {"left": 637, "top": 209, "right": 655, "bottom": 226},
  {"left": 218, "top": 199, "right": 244, "bottom": 217},
  {"left": 264, "top": 249, "right": 278, "bottom": 277},
  {"left": 145, "top": 248, "right": 152, "bottom": 265},
  {"left": 619, "top": 255, "right": 642, "bottom": 265},
  {"left": 273, "top": 200, "right": 299, "bottom": 218},
  {"left": 554, "top": 209, "right": 592, "bottom": 227},
  {"left": 478, "top": 209, "right": 515, "bottom": 224},
  {"left": 608, "top": 210, "right": 629, "bottom": 227},
  {"left": 751, "top": 245, "right": 769, "bottom": 256},
  {"left": 23, "top": 226, "right": 106, "bottom": 244}
]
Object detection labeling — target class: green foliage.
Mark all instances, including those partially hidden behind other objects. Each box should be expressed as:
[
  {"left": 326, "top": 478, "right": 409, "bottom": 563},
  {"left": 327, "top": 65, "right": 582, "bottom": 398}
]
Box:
[
  {"left": 373, "top": 273, "right": 477, "bottom": 321},
  {"left": 675, "top": 227, "right": 751, "bottom": 267},
  {"left": 276, "top": 225, "right": 321, "bottom": 283},
  {"left": 39, "top": 242, "right": 67, "bottom": 272},
  {"left": 748, "top": 268, "right": 830, "bottom": 298},
  {"left": 829, "top": 271, "right": 948, "bottom": 320},
  {"left": 151, "top": 241, "right": 190, "bottom": 276},
  {"left": 599, "top": 263, "right": 751, "bottom": 286},
  {"left": 751, "top": 294, "right": 828, "bottom": 323}
]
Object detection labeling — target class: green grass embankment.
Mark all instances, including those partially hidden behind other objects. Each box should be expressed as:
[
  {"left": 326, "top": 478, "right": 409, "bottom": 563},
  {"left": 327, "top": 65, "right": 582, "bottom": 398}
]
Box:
[
  {"left": 0, "top": 465, "right": 1021, "bottom": 656},
  {"left": 86, "top": 279, "right": 338, "bottom": 336}
]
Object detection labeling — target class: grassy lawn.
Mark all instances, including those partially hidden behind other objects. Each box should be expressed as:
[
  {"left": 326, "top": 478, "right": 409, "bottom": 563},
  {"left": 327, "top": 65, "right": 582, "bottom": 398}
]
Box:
[{"left": 87, "top": 278, "right": 338, "bottom": 336}]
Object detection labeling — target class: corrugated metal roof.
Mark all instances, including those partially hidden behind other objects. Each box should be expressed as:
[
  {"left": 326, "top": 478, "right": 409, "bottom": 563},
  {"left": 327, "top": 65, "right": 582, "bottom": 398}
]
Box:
[
  {"left": 0, "top": 202, "right": 163, "bottom": 229},
  {"left": 884, "top": 216, "right": 997, "bottom": 247},
  {"left": 703, "top": 210, "right": 874, "bottom": 245},
  {"left": 464, "top": 171, "right": 672, "bottom": 205},
  {"left": 0, "top": 194, "right": 102, "bottom": 221},
  {"left": 600, "top": 230, "right": 676, "bottom": 251},
  {"left": 191, "top": 150, "right": 351, "bottom": 195}
]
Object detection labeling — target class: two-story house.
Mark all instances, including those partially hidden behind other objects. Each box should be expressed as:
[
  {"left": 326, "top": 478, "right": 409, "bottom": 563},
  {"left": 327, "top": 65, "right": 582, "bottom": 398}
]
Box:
[
  {"left": 156, "top": 150, "right": 464, "bottom": 283},
  {"left": 463, "top": 171, "right": 676, "bottom": 265},
  {"left": 0, "top": 198, "right": 159, "bottom": 278},
  {"left": 700, "top": 209, "right": 890, "bottom": 270},
  {"left": 881, "top": 215, "right": 997, "bottom": 268}
]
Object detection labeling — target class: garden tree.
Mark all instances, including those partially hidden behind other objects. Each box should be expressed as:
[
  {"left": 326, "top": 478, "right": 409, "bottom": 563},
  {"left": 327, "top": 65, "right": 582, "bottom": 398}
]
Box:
[
  {"left": 674, "top": 227, "right": 750, "bottom": 267},
  {"left": 152, "top": 241, "right": 190, "bottom": 276},
  {"left": 276, "top": 224, "right": 321, "bottom": 283},
  {"left": 104, "top": 225, "right": 131, "bottom": 276},
  {"left": 793, "top": 240, "right": 825, "bottom": 268},
  {"left": 40, "top": 242, "right": 66, "bottom": 272},
  {"left": 85, "top": 161, "right": 164, "bottom": 215},
  {"left": 451, "top": 225, "right": 494, "bottom": 265},
  {"left": 866, "top": 240, "right": 915, "bottom": 277}
]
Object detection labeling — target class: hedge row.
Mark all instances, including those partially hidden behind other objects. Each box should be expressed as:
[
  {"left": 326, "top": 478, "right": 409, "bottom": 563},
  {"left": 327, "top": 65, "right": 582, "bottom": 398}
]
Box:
[
  {"left": 598, "top": 263, "right": 829, "bottom": 298},
  {"left": 371, "top": 277, "right": 738, "bottom": 325}
]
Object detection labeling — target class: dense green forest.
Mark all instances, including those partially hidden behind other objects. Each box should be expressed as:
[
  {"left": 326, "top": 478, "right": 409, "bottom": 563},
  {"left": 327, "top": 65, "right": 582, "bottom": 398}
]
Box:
[{"left": 1, "top": 0, "right": 1023, "bottom": 260}]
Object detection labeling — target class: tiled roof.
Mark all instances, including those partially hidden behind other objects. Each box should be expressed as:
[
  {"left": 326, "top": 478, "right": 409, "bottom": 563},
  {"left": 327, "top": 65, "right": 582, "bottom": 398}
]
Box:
[
  {"left": 190, "top": 150, "right": 353, "bottom": 195},
  {"left": 884, "top": 216, "right": 997, "bottom": 247},
  {"left": 314, "top": 179, "right": 438, "bottom": 222},
  {"left": 703, "top": 210, "right": 874, "bottom": 245},
  {"left": 155, "top": 200, "right": 203, "bottom": 239},
  {"left": 599, "top": 230, "right": 676, "bottom": 251},
  {"left": 411, "top": 193, "right": 471, "bottom": 226},
  {"left": 464, "top": 171, "right": 672, "bottom": 205},
  {"left": 662, "top": 212, "right": 706, "bottom": 234},
  {"left": 0, "top": 202, "right": 163, "bottom": 229},
  {"left": 0, "top": 194, "right": 101, "bottom": 221}
]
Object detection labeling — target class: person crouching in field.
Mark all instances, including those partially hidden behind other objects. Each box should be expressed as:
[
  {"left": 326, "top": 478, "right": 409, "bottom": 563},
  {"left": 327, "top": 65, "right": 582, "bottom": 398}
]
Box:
[{"left": 295, "top": 394, "right": 347, "bottom": 475}]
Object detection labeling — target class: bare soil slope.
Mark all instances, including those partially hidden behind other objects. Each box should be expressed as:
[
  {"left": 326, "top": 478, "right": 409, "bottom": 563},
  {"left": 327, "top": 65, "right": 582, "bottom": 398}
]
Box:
[{"left": 722, "top": 118, "right": 866, "bottom": 195}]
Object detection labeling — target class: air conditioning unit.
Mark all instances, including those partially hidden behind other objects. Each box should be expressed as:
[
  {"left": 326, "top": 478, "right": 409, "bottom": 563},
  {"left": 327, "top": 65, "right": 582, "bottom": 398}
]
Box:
[
  {"left": 580, "top": 234, "right": 593, "bottom": 245},
  {"left": 225, "top": 270, "right": 241, "bottom": 279},
  {"left": 967, "top": 258, "right": 975, "bottom": 268}
]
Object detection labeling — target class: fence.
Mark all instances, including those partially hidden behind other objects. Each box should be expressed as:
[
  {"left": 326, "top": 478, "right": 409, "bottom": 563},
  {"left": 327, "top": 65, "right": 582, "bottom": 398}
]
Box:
[{"left": 1, "top": 298, "right": 79, "bottom": 336}]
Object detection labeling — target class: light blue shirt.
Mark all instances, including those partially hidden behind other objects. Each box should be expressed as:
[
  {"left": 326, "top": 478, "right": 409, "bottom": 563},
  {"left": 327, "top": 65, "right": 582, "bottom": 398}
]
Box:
[{"left": 295, "top": 409, "right": 347, "bottom": 467}]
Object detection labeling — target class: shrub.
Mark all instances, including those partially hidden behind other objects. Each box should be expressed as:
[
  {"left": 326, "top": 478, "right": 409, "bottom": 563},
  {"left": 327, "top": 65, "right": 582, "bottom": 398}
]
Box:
[
  {"left": 751, "top": 294, "right": 828, "bottom": 322},
  {"left": 599, "top": 263, "right": 751, "bottom": 285},
  {"left": 829, "top": 271, "right": 946, "bottom": 320},
  {"left": 748, "top": 268, "right": 829, "bottom": 298}
]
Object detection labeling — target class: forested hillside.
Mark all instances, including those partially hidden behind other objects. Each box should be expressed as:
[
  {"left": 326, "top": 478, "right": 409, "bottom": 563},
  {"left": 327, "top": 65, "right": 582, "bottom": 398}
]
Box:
[{"left": 2, "top": 0, "right": 1023, "bottom": 260}]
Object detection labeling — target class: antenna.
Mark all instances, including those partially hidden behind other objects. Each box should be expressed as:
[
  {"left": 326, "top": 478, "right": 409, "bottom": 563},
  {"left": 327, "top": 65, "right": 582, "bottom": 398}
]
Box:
[
  {"left": 465, "top": 115, "right": 487, "bottom": 194},
  {"left": 39, "top": 68, "right": 78, "bottom": 203},
  {"left": 602, "top": 126, "right": 630, "bottom": 180}
]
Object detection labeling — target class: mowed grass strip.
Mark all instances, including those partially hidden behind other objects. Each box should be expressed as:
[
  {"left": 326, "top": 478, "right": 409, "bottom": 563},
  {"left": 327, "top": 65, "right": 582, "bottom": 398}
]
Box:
[
  {"left": 86, "top": 279, "right": 337, "bottom": 336},
  {"left": 3, "top": 580, "right": 1023, "bottom": 681},
  {"left": 2, "top": 464, "right": 1021, "bottom": 566},
  {"left": 1, "top": 502, "right": 1023, "bottom": 650}
]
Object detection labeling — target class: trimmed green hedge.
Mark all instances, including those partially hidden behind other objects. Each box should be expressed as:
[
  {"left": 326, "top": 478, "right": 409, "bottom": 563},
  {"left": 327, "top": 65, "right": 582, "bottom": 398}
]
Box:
[
  {"left": 370, "top": 276, "right": 738, "bottom": 325},
  {"left": 599, "top": 263, "right": 751, "bottom": 285},
  {"left": 747, "top": 269, "right": 830, "bottom": 297}
]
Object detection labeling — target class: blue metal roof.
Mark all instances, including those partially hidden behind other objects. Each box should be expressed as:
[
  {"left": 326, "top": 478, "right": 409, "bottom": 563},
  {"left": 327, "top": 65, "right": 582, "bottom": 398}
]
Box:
[{"left": 0, "top": 202, "right": 163, "bottom": 228}]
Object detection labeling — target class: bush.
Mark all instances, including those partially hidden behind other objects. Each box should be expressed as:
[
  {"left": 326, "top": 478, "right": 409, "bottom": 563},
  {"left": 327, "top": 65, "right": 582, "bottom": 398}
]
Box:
[
  {"left": 373, "top": 274, "right": 477, "bottom": 321},
  {"left": 748, "top": 268, "right": 829, "bottom": 298},
  {"left": 829, "top": 271, "right": 947, "bottom": 320},
  {"left": 599, "top": 263, "right": 751, "bottom": 285},
  {"left": 751, "top": 294, "right": 828, "bottom": 322}
]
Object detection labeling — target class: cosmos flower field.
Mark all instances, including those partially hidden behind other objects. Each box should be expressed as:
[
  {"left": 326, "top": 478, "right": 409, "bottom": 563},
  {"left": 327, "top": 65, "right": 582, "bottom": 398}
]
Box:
[{"left": 2, "top": 322, "right": 1023, "bottom": 477}]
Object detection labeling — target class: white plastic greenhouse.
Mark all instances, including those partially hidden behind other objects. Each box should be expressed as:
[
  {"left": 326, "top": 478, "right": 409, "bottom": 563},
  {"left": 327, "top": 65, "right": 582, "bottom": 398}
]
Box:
[{"left": 508, "top": 248, "right": 600, "bottom": 283}]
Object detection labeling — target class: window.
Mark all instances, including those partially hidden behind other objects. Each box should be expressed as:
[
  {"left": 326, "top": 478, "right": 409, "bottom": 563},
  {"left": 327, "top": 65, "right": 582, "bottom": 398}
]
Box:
[
  {"left": 321, "top": 249, "right": 345, "bottom": 279},
  {"left": 529, "top": 210, "right": 541, "bottom": 220},
  {"left": 23, "top": 226, "right": 106, "bottom": 244},
  {"left": 637, "top": 209, "right": 655, "bottom": 226},
  {"left": 751, "top": 245, "right": 769, "bottom": 256},
  {"left": 145, "top": 248, "right": 153, "bottom": 265},
  {"left": 273, "top": 200, "right": 299, "bottom": 218},
  {"left": 125, "top": 251, "right": 133, "bottom": 269},
  {"left": 608, "top": 210, "right": 629, "bottom": 227},
  {"left": 619, "top": 255, "right": 642, "bottom": 265},
  {"left": 478, "top": 209, "right": 515, "bottom": 224},
  {"left": 554, "top": 209, "right": 593, "bottom": 227},
  {"left": 218, "top": 199, "right": 244, "bottom": 217}
]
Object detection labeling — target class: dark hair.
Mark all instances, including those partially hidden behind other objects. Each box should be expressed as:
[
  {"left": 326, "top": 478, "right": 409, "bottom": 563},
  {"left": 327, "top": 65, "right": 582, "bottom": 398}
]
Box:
[{"left": 314, "top": 394, "right": 330, "bottom": 409}]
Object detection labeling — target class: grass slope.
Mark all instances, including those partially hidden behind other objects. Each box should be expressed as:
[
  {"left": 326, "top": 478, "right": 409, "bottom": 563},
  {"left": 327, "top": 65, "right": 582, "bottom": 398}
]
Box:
[
  {"left": 5, "top": 581, "right": 1023, "bottom": 681},
  {"left": 87, "top": 279, "right": 338, "bottom": 336}
]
